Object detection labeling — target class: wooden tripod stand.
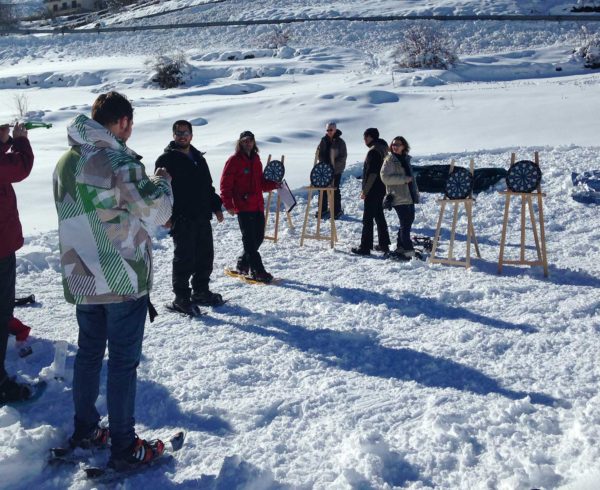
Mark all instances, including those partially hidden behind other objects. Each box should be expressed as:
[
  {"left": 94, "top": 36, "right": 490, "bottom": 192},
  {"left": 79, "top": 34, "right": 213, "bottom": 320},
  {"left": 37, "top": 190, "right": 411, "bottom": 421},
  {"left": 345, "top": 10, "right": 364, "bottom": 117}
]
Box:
[
  {"left": 498, "top": 152, "right": 549, "bottom": 277},
  {"left": 264, "top": 155, "right": 294, "bottom": 243},
  {"left": 429, "top": 159, "right": 481, "bottom": 268}
]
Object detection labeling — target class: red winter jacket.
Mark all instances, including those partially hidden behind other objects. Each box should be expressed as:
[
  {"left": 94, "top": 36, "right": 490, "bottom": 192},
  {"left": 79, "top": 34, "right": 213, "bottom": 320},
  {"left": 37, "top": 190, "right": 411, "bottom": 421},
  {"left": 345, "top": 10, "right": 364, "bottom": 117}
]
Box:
[
  {"left": 220, "top": 151, "right": 278, "bottom": 213},
  {"left": 0, "top": 136, "right": 34, "bottom": 259}
]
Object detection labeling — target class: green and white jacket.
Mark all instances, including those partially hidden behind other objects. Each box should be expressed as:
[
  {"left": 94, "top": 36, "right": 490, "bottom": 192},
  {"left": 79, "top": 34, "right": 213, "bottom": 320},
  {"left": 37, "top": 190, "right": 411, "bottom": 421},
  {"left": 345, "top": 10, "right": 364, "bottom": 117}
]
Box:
[{"left": 53, "top": 114, "right": 173, "bottom": 304}]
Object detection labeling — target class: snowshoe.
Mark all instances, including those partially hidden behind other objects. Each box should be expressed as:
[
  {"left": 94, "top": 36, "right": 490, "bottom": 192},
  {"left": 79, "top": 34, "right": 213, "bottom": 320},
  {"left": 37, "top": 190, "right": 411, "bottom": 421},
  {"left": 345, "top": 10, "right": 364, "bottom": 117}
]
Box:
[
  {"left": 384, "top": 250, "right": 411, "bottom": 262},
  {"left": 84, "top": 432, "right": 185, "bottom": 482}
]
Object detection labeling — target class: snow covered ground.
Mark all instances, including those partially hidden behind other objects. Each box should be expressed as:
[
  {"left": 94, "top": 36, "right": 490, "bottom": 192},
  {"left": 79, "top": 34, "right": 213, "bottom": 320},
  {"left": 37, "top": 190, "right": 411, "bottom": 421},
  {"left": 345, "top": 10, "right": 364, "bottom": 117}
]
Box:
[{"left": 1, "top": 1, "right": 600, "bottom": 489}]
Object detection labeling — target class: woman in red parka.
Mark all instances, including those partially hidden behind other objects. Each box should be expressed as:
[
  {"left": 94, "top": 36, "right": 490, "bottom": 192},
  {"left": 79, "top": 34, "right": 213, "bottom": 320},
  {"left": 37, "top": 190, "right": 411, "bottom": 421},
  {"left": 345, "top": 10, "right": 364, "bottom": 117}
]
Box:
[
  {"left": 0, "top": 122, "right": 34, "bottom": 404},
  {"left": 220, "top": 131, "right": 279, "bottom": 283}
]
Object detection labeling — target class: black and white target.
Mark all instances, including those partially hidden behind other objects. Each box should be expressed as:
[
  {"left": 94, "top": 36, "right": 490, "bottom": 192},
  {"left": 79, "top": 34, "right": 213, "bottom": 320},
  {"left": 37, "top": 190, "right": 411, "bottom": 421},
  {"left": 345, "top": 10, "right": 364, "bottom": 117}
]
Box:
[
  {"left": 506, "top": 160, "right": 542, "bottom": 193},
  {"left": 310, "top": 162, "right": 335, "bottom": 187},
  {"left": 264, "top": 159, "right": 285, "bottom": 183},
  {"left": 445, "top": 167, "right": 473, "bottom": 200}
]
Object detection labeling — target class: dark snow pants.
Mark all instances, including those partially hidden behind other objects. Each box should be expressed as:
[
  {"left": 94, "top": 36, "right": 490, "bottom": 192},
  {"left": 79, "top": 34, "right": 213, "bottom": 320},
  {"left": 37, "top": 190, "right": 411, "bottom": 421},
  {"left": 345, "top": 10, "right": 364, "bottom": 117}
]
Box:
[
  {"left": 321, "top": 173, "right": 342, "bottom": 214},
  {"left": 237, "top": 211, "right": 266, "bottom": 274},
  {"left": 0, "top": 253, "right": 16, "bottom": 380},
  {"left": 171, "top": 217, "right": 214, "bottom": 300},
  {"left": 393, "top": 204, "right": 415, "bottom": 252},
  {"left": 360, "top": 194, "right": 391, "bottom": 250}
]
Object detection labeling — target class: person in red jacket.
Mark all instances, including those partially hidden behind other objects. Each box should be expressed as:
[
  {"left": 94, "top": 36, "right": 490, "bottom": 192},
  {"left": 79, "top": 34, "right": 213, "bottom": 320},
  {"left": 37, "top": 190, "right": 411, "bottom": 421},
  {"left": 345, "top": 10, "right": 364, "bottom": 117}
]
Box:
[
  {"left": 220, "top": 131, "right": 279, "bottom": 283},
  {"left": 0, "top": 122, "right": 34, "bottom": 405}
]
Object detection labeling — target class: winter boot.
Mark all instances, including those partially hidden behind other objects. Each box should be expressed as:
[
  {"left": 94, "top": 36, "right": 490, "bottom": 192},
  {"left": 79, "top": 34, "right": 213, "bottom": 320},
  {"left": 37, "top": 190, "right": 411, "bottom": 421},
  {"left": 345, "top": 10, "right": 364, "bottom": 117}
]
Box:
[
  {"left": 69, "top": 426, "right": 110, "bottom": 450},
  {"left": 108, "top": 435, "right": 165, "bottom": 471},
  {"left": 251, "top": 270, "right": 274, "bottom": 284},
  {"left": 351, "top": 246, "right": 371, "bottom": 256},
  {"left": 235, "top": 261, "right": 249, "bottom": 276},
  {"left": 0, "top": 376, "right": 31, "bottom": 405},
  {"left": 191, "top": 290, "right": 224, "bottom": 307},
  {"left": 170, "top": 297, "right": 200, "bottom": 316}
]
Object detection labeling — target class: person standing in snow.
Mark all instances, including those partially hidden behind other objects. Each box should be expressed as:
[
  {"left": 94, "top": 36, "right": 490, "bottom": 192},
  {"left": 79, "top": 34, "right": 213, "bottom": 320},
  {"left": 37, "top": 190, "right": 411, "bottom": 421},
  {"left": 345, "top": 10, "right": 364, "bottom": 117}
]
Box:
[
  {"left": 314, "top": 121, "right": 347, "bottom": 219},
  {"left": 53, "top": 92, "right": 173, "bottom": 470},
  {"left": 0, "top": 122, "right": 34, "bottom": 405},
  {"left": 220, "top": 131, "right": 279, "bottom": 283},
  {"left": 351, "top": 128, "right": 391, "bottom": 256},
  {"left": 155, "top": 120, "right": 224, "bottom": 315},
  {"left": 380, "top": 136, "right": 420, "bottom": 261}
]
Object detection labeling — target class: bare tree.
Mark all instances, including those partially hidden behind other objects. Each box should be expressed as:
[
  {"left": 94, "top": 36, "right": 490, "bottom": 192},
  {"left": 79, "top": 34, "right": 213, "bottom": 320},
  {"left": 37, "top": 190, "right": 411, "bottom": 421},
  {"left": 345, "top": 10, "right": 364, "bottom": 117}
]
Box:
[
  {"left": 14, "top": 93, "right": 28, "bottom": 119},
  {"left": 0, "top": 3, "right": 17, "bottom": 27}
]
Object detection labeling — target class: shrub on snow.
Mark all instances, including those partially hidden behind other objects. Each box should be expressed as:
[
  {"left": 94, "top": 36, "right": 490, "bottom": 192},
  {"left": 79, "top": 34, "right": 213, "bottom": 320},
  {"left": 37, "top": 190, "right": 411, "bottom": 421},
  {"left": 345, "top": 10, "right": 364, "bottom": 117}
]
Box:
[
  {"left": 573, "top": 26, "right": 600, "bottom": 69},
  {"left": 257, "top": 27, "right": 292, "bottom": 49},
  {"left": 393, "top": 24, "right": 458, "bottom": 70},
  {"left": 148, "top": 53, "right": 190, "bottom": 89}
]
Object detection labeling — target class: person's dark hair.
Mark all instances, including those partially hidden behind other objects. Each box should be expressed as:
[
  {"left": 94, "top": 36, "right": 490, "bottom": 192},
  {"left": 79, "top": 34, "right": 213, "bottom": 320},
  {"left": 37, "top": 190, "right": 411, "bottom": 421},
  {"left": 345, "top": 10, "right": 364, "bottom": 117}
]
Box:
[
  {"left": 391, "top": 136, "right": 410, "bottom": 155},
  {"left": 235, "top": 133, "right": 259, "bottom": 155},
  {"left": 173, "top": 120, "right": 192, "bottom": 133},
  {"left": 364, "top": 127, "right": 379, "bottom": 140},
  {"left": 91, "top": 91, "right": 133, "bottom": 126}
]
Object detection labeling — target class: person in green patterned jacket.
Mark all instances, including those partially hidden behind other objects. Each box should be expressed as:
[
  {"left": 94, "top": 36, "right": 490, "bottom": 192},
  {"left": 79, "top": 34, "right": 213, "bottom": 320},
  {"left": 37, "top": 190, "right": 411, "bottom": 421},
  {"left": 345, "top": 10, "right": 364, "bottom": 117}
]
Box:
[{"left": 53, "top": 92, "right": 173, "bottom": 471}]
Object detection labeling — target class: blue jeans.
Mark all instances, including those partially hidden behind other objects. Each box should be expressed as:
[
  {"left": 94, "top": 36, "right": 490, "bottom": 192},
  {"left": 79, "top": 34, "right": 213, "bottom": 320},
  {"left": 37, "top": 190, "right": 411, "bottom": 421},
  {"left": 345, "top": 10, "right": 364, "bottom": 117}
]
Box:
[{"left": 73, "top": 295, "right": 148, "bottom": 458}]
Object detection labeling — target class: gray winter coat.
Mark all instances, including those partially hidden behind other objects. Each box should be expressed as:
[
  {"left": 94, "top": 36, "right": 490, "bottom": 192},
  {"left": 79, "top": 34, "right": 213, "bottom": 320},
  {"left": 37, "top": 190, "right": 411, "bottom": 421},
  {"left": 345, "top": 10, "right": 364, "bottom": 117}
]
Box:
[{"left": 380, "top": 152, "right": 420, "bottom": 206}]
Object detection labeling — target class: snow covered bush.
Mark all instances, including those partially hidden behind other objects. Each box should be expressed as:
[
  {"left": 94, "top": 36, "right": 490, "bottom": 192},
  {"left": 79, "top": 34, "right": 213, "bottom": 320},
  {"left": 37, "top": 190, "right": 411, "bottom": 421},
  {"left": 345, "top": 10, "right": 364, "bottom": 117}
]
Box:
[
  {"left": 573, "top": 26, "right": 600, "bottom": 69},
  {"left": 148, "top": 53, "right": 190, "bottom": 89},
  {"left": 573, "top": 0, "right": 600, "bottom": 12},
  {"left": 393, "top": 24, "right": 458, "bottom": 70},
  {"left": 258, "top": 27, "right": 292, "bottom": 49}
]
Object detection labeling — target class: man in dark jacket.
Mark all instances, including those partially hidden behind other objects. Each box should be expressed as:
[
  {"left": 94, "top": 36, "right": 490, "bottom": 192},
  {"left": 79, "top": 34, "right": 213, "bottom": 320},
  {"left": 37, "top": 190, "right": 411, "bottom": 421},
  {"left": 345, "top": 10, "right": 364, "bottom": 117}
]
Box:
[
  {"left": 315, "top": 122, "right": 347, "bottom": 219},
  {"left": 351, "top": 128, "right": 391, "bottom": 256},
  {"left": 0, "top": 123, "right": 34, "bottom": 405},
  {"left": 155, "top": 120, "right": 224, "bottom": 313}
]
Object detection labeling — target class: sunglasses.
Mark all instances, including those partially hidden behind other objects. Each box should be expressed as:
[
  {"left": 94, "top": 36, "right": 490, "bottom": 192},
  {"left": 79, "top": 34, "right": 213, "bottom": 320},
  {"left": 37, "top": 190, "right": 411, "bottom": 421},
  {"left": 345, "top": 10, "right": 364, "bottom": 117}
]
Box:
[
  {"left": 326, "top": 128, "right": 335, "bottom": 132},
  {"left": 174, "top": 130, "right": 192, "bottom": 137},
  {"left": 391, "top": 143, "right": 403, "bottom": 147}
]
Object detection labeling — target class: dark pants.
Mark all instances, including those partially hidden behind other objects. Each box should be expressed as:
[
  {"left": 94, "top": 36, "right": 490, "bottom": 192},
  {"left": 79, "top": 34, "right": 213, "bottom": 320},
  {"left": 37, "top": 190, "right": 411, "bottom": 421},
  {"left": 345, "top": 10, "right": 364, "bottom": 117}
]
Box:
[
  {"left": 171, "top": 217, "right": 214, "bottom": 300},
  {"left": 73, "top": 295, "right": 148, "bottom": 459},
  {"left": 0, "top": 253, "right": 16, "bottom": 381},
  {"left": 237, "top": 211, "right": 266, "bottom": 274},
  {"left": 321, "top": 173, "right": 342, "bottom": 214},
  {"left": 394, "top": 204, "right": 415, "bottom": 252},
  {"left": 360, "top": 195, "right": 390, "bottom": 250}
]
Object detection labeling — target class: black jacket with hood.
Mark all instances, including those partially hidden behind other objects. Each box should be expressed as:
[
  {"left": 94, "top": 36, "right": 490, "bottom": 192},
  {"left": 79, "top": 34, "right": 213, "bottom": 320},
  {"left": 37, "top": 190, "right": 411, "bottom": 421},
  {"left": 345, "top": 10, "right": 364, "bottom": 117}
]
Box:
[
  {"left": 362, "top": 138, "right": 388, "bottom": 198},
  {"left": 155, "top": 142, "right": 222, "bottom": 221}
]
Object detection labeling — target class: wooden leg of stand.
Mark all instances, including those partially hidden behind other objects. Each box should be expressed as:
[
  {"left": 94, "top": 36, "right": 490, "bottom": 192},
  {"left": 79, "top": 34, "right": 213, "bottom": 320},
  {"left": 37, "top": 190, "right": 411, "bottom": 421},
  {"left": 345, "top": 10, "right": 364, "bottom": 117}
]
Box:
[
  {"left": 430, "top": 200, "right": 446, "bottom": 261},
  {"left": 498, "top": 194, "right": 511, "bottom": 274},
  {"left": 448, "top": 202, "right": 459, "bottom": 260},
  {"left": 465, "top": 201, "right": 472, "bottom": 268},
  {"left": 300, "top": 189, "right": 313, "bottom": 247},
  {"left": 527, "top": 196, "right": 541, "bottom": 261},
  {"left": 537, "top": 192, "right": 549, "bottom": 277},
  {"left": 273, "top": 195, "right": 281, "bottom": 243},
  {"left": 286, "top": 211, "right": 294, "bottom": 230},
  {"left": 316, "top": 190, "right": 323, "bottom": 238},
  {"left": 265, "top": 191, "right": 273, "bottom": 226},
  {"left": 520, "top": 194, "right": 526, "bottom": 262},
  {"left": 469, "top": 217, "right": 481, "bottom": 258},
  {"left": 329, "top": 189, "right": 337, "bottom": 247}
]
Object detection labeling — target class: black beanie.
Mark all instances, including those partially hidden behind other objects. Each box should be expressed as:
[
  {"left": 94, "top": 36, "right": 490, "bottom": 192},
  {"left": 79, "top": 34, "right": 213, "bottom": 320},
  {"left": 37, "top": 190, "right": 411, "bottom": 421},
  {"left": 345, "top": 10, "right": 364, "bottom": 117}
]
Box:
[{"left": 240, "top": 130, "right": 255, "bottom": 140}]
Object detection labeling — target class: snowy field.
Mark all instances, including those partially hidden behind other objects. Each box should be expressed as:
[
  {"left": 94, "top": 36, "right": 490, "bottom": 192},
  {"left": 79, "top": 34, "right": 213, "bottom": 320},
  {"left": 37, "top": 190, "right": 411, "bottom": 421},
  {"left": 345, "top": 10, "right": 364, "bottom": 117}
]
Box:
[{"left": 1, "top": 1, "right": 600, "bottom": 489}]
